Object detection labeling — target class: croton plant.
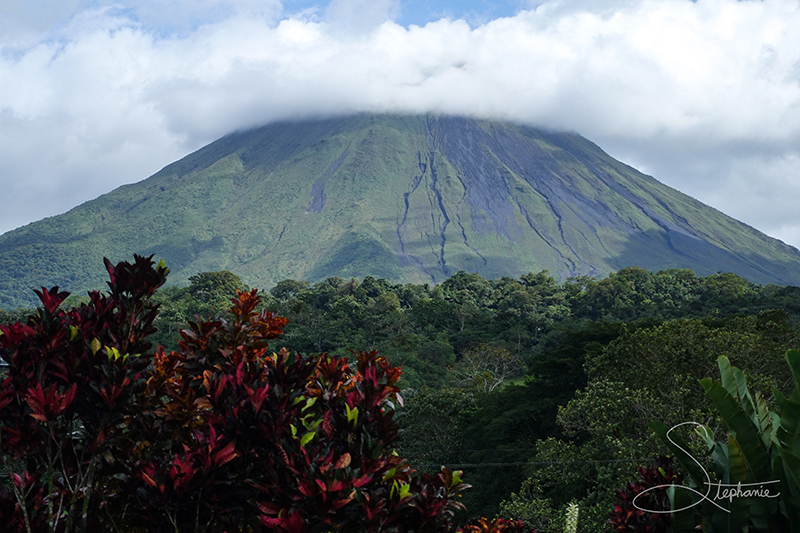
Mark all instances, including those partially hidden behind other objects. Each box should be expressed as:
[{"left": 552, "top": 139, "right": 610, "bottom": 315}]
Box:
[{"left": 0, "top": 255, "right": 533, "bottom": 533}]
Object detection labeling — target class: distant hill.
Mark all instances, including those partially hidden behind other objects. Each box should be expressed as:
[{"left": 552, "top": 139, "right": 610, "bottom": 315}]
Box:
[{"left": 2, "top": 113, "right": 799, "bottom": 308}]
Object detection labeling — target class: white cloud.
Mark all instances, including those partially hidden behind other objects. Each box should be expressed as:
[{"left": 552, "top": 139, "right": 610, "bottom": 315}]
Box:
[{"left": 2, "top": 0, "right": 800, "bottom": 252}]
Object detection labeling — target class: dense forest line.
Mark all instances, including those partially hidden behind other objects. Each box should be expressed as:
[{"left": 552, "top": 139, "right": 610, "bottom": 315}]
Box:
[{"left": 3, "top": 266, "right": 800, "bottom": 531}]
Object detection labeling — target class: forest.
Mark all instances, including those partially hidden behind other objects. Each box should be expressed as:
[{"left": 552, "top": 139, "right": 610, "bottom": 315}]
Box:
[{"left": 2, "top": 261, "right": 800, "bottom": 531}]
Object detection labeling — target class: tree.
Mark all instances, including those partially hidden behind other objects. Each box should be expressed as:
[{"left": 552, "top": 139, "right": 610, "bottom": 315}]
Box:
[
  {"left": 398, "top": 388, "right": 474, "bottom": 471},
  {"left": 440, "top": 272, "right": 496, "bottom": 309},
  {"left": 411, "top": 297, "right": 456, "bottom": 332},
  {"left": 451, "top": 345, "right": 524, "bottom": 393},
  {"left": 269, "top": 279, "right": 310, "bottom": 302},
  {"left": 187, "top": 271, "right": 244, "bottom": 309},
  {"left": 0, "top": 307, "right": 33, "bottom": 326}
]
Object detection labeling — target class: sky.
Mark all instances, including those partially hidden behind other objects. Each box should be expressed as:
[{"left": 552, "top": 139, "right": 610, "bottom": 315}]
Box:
[{"left": 2, "top": 0, "right": 800, "bottom": 251}]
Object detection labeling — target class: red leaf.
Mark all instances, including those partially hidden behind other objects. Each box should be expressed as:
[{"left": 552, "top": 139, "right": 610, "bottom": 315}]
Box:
[
  {"left": 332, "top": 490, "right": 355, "bottom": 509},
  {"left": 257, "top": 501, "right": 282, "bottom": 515},
  {"left": 298, "top": 480, "right": 316, "bottom": 497},
  {"left": 58, "top": 383, "right": 77, "bottom": 414},
  {"left": 212, "top": 440, "right": 238, "bottom": 467},
  {"left": 34, "top": 286, "right": 70, "bottom": 314},
  {"left": 140, "top": 465, "right": 165, "bottom": 493},
  {"left": 248, "top": 384, "right": 269, "bottom": 413},
  {"left": 12, "top": 471, "right": 32, "bottom": 490},
  {"left": 334, "top": 452, "right": 351, "bottom": 469},
  {"left": 170, "top": 454, "right": 197, "bottom": 491},
  {"left": 353, "top": 474, "right": 373, "bottom": 488},
  {"left": 0, "top": 377, "right": 14, "bottom": 410},
  {"left": 0, "top": 322, "right": 36, "bottom": 346},
  {"left": 25, "top": 383, "right": 50, "bottom": 422},
  {"left": 260, "top": 511, "right": 304, "bottom": 533}
]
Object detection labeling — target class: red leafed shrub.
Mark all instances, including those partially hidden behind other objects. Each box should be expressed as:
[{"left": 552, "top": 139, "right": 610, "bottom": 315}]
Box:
[
  {"left": 122, "top": 287, "right": 468, "bottom": 532},
  {"left": 458, "top": 517, "right": 534, "bottom": 532},
  {"left": 609, "top": 456, "right": 682, "bottom": 533},
  {"left": 1, "top": 255, "right": 520, "bottom": 533},
  {"left": 0, "top": 255, "right": 168, "bottom": 532}
]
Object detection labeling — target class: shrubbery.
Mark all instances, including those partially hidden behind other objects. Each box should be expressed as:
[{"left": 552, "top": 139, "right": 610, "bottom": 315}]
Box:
[{"left": 0, "top": 256, "right": 530, "bottom": 533}]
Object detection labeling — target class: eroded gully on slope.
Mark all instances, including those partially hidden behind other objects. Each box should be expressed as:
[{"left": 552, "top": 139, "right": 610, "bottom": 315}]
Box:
[
  {"left": 397, "top": 119, "right": 491, "bottom": 281},
  {"left": 483, "top": 124, "right": 596, "bottom": 276},
  {"left": 396, "top": 152, "right": 436, "bottom": 283}
]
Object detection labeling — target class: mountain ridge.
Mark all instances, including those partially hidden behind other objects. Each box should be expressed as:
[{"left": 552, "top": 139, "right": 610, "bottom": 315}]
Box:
[{"left": 1, "top": 113, "right": 799, "bottom": 308}]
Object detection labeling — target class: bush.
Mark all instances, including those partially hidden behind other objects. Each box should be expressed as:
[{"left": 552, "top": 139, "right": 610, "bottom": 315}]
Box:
[
  {"left": 608, "top": 456, "right": 682, "bottom": 533},
  {"left": 0, "top": 255, "right": 528, "bottom": 533}
]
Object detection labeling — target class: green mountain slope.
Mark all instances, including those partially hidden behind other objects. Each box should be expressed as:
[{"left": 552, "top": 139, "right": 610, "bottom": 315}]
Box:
[{"left": 2, "top": 114, "right": 799, "bottom": 308}]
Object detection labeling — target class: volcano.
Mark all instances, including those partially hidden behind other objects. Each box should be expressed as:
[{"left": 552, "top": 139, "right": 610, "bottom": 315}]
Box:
[{"left": 1, "top": 114, "right": 799, "bottom": 308}]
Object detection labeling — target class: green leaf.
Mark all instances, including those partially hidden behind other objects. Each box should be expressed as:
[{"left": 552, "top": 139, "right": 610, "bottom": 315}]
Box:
[
  {"left": 302, "top": 418, "right": 322, "bottom": 434},
  {"left": 775, "top": 392, "right": 800, "bottom": 456},
  {"left": 702, "top": 379, "right": 772, "bottom": 481},
  {"left": 725, "top": 435, "right": 752, "bottom": 529},
  {"left": 399, "top": 482, "right": 410, "bottom": 500},
  {"left": 771, "top": 453, "right": 800, "bottom": 528},
  {"left": 302, "top": 397, "right": 317, "bottom": 412},
  {"left": 732, "top": 365, "right": 757, "bottom": 428},
  {"left": 300, "top": 431, "right": 315, "bottom": 447},
  {"left": 696, "top": 423, "right": 716, "bottom": 451},
  {"left": 769, "top": 450, "right": 800, "bottom": 531},
  {"left": 346, "top": 404, "right": 359, "bottom": 425},
  {"left": 382, "top": 467, "right": 397, "bottom": 482},
  {"left": 786, "top": 350, "right": 800, "bottom": 392},
  {"left": 667, "top": 484, "right": 696, "bottom": 533},
  {"left": 719, "top": 355, "right": 737, "bottom": 397},
  {"left": 773, "top": 388, "right": 788, "bottom": 412},
  {"left": 390, "top": 480, "right": 410, "bottom": 500},
  {"left": 778, "top": 447, "right": 800, "bottom": 491},
  {"left": 753, "top": 392, "right": 776, "bottom": 443},
  {"left": 775, "top": 349, "right": 800, "bottom": 457},
  {"left": 726, "top": 435, "right": 748, "bottom": 483}
]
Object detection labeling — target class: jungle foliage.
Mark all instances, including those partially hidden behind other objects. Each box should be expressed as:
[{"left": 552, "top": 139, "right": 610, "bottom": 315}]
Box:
[
  {"left": 0, "top": 256, "right": 532, "bottom": 533},
  {"left": 649, "top": 352, "right": 800, "bottom": 532},
  {"left": 4, "top": 263, "right": 800, "bottom": 531}
]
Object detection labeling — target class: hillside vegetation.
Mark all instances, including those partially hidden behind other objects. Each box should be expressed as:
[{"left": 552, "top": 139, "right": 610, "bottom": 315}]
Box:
[{"left": 3, "top": 114, "right": 800, "bottom": 309}]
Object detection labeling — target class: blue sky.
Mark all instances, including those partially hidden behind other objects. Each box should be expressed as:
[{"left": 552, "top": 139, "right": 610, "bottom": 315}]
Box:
[
  {"left": 2, "top": 0, "right": 800, "bottom": 251},
  {"left": 305, "top": 0, "right": 528, "bottom": 27}
]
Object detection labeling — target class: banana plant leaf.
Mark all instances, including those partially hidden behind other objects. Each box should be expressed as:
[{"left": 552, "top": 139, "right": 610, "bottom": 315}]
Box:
[{"left": 701, "top": 378, "right": 772, "bottom": 482}]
